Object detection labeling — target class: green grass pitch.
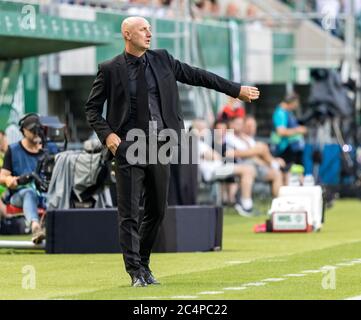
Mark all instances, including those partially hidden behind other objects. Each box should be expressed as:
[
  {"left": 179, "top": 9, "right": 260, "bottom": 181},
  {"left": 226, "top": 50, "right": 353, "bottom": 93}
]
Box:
[{"left": 1, "top": 199, "right": 361, "bottom": 300}]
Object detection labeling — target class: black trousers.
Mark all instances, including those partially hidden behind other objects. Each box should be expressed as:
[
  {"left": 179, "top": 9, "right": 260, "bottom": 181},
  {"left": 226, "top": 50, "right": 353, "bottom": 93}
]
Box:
[{"left": 114, "top": 139, "right": 170, "bottom": 276}]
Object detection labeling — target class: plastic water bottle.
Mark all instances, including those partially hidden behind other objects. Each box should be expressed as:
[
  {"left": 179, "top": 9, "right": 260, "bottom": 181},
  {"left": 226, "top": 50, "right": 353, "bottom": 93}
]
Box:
[
  {"left": 288, "top": 173, "right": 301, "bottom": 186},
  {"left": 288, "top": 164, "right": 304, "bottom": 186}
]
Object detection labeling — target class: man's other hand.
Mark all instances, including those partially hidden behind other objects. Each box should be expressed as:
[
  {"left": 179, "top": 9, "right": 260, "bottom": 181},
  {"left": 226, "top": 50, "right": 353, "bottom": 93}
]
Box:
[
  {"left": 105, "top": 133, "right": 122, "bottom": 156},
  {"left": 238, "top": 86, "right": 260, "bottom": 103}
]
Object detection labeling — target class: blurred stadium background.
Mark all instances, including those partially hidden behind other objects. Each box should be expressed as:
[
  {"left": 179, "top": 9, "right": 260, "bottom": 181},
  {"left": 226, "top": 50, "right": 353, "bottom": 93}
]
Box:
[{"left": 1, "top": 0, "right": 361, "bottom": 194}]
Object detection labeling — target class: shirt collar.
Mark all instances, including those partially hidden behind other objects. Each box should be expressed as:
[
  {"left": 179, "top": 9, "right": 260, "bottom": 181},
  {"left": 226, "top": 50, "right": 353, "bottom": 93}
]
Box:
[{"left": 125, "top": 51, "right": 147, "bottom": 65}]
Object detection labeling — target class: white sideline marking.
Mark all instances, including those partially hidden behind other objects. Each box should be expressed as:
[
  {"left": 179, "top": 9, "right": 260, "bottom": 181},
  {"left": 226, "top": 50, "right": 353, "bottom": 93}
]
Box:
[
  {"left": 345, "top": 295, "right": 361, "bottom": 300},
  {"left": 265, "top": 259, "right": 287, "bottom": 262},
  {"left": 136, "top": 258, "right": 361, "bottom": 300},
  {"left": 350, "top": 259, "right": 361, "bottom": 264},
  {"left": 320, "top": 265, "right": 338, "bottom": 269},
  {"left": 225, "top": 260, "right": 252, "bottom": 265},
  {"left": 301, "top": 270, "right": 322, "bottom": 274},
  {"left": 336, "top": 262, "right": 355, "bottom": 267},
  {"left": 262, "top": 278, "right": 285, "bottom": 282},
  {"left": 198, "top": 291, "right": 224, "bottom": 295},
  {"left": 243, "top": 282, "right": 266, "bottom": 287},
  {"left": 138, "top": 296, "right": 169, "bottom": 299}
]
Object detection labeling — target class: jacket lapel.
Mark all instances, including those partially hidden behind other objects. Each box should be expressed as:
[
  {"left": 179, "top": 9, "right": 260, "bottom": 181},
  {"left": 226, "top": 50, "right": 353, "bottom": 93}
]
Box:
[{"left": 115, "top": 53, "right": 131, "bottom": 106}]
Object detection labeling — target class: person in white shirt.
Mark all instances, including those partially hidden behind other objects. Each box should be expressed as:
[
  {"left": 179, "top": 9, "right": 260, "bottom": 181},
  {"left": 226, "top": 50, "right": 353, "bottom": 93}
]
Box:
[
  {"left": 225, "top": 116, "right": 283, "bottom": 197},
  {"left": 243, "top": 116, "right": 285, "bottom": 170},
  {"left": 192, "top": 119, "right": 256, "bottom": 216}
]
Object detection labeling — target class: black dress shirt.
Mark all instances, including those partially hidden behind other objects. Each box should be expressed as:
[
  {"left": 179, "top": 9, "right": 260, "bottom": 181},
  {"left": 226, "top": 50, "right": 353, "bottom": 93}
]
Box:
[{"left": 123, "top": 51, "right": 165, "bottom": 136}]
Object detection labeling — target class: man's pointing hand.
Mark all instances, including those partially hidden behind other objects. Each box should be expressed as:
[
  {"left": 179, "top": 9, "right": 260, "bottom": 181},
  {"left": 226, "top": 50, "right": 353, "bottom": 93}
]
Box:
[{"left": 238, "top": 86, "right": 260, "bottom": 103}]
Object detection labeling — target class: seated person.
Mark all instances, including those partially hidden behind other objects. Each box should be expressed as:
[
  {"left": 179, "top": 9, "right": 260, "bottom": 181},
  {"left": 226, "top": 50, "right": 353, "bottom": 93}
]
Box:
[
  {"left": 225, "top": 116, "right": 283, "bottom": 197},
  {"left": 0, "top": 114, "right": 46, "bottom": 243},
  {"left": 192, "top": 119, "right": 256, "bottom": 217},
  {"left": 270, "top": 93, "right": 307, "bottom": 170},
  {"left": 0, "top": 130, "right": 8, "bottom": 218},
  {"left": 213, "top": 119, "right": 241, "bottom": 205},
  {"left": 243, "top": 115, "right": 285, "bottom": 170}
]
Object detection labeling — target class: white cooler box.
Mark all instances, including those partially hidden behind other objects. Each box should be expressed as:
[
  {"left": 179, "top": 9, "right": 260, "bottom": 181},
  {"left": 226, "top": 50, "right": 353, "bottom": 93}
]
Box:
[{"left": 269, "top": 186, "right": 323, "bottom": 232}]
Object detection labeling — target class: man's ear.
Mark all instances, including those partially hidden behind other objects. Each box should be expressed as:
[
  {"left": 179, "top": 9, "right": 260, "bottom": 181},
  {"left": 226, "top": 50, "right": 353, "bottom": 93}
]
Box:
[{"left": 124, "top": 30, "right": 131, "bottom": 41}]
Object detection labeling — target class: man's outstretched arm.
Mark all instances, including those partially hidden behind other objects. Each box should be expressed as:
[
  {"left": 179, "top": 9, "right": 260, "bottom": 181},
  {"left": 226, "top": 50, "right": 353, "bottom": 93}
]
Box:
[{"left": 164, "top": 50, "right": 260, "bottom": 102}]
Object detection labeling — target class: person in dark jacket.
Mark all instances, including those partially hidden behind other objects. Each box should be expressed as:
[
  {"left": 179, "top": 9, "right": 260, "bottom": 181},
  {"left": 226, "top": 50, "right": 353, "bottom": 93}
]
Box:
[{"left": 85, "top": 16, "right": 260, "bottom": 287}]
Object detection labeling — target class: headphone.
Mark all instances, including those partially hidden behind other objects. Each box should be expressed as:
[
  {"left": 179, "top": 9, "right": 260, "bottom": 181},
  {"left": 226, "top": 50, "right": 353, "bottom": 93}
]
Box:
[{"left": 18, "top": 113, "right": 40, "bottom": 133}]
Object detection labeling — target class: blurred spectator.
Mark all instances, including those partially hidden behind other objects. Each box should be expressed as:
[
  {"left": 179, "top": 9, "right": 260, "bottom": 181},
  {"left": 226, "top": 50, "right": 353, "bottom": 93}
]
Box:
[
  {"left": 0, "top": 115, "right": 46, "bottom": 244},
  {"left": 212, "top": 119, "right": 227, "bottom": 151},
  {"left": 245, "top": 3, "right": 265, "bottom": 28},
  {"left": 243, "top": 115, "right": 286, "bottom": 170},
  {"left": 217, "top": 96, "right": 245, "bottom": 121},
  {"left": 126, "top": 0, "right": 154, "bottom": 17},
  {"left": 225, "top": 116, "right": 283, "bottom": 197},
  {"left": 225, "top": 2, "right": 240, "bottom": 18},
  {"left": 125, "top": 0, "right": 174, "bottom": 18},
  {"left": 0, "top": 131, "right": 9, "bottom": 219},
  {"left": 0, "top": 130, "right": 8, "bottom": 159},
  {"left": 270, "top": 93, "right": 307, "bottom": 171},
  {"left": 213, "top": 119, "right": 238, "bottom": 205},
  {"left": 192, "top": 0, "right": 220, "bottom": 19},
  {"left": 192, "top": 119, "right": 256, "bottom": 216},
  {"left": 246, "top": 2, "right": 274, "bottom": 28},
  {"left": 155, "top": 0, "right": 175, "bottom": 18}
]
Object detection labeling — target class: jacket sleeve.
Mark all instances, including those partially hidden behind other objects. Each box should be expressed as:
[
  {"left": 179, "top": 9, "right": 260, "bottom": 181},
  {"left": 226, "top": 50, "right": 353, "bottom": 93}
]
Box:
[
  {"left": 163, "top": 50, "right": 241, "bottom": 98},
  {"left": 85, "top": 64, "right": 113, "bottom": 145}
]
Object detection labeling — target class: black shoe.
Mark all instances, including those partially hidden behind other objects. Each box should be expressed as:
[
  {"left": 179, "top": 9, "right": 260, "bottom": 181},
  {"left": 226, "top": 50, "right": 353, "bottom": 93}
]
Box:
[
  {"left": 143, "top": 270, "right": 160, "bottom": 285},
  {"left": 130, "top": 274, "right": 148, "bottom": 287}
]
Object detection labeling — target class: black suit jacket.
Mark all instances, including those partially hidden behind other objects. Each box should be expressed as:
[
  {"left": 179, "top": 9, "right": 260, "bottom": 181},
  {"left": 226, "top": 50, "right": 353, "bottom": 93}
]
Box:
[{"left": 85, "top": 49, "right": 240, "bottom": 147}]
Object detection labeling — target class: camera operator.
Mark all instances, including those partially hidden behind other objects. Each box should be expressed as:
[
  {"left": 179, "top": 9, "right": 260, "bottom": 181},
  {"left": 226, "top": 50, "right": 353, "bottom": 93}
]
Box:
[
  {"left": 270, "top": 93, "right": 307, "bottom": 172},
  {"left": 0, "top": 114, "right": 45, "bottom": 244}
]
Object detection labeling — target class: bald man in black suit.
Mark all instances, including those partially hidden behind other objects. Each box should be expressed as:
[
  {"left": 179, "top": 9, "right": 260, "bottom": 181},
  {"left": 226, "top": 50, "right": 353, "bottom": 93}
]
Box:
[{"left": 85, "top": 16, "right": 260, "bottom": 287}]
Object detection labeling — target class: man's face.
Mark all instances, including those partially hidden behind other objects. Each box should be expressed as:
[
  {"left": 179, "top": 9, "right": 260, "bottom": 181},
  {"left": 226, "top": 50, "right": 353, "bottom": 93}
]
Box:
[
  {"left": 244, "top": 118, "right": 257, "bottom": 137},
  {"left": 288, "top": 99, "right": 299, "bottom": 111},
  {"left": 127, "top": 19, "right": 152, "bottom": 51},
  {"left": 23, "top": 128, "right": 42, "bottom": 145}
]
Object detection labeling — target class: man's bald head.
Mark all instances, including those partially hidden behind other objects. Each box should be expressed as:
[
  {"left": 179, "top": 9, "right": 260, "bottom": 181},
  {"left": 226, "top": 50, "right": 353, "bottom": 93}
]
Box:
[
  {"left": 120, "top": 16, "right": 152, "bottom": 54},
  {"left": 121, "top": 16, "right": 150, "bottom": 39}
]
